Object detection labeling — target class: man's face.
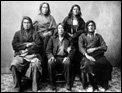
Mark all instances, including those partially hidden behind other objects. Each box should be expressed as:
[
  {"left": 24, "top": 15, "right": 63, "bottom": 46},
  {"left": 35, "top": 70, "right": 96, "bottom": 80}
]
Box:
[
  {"left": 41, "top": 4, "right": 48, "bottom": 15},
  {"left": 23, "top": 19, "right": 31, "bottom": 30},
  {"left": 72, "top": 6, "right": 79, "bottom": 16},
  {"left": 58, "top": 25, "right": 64, "bottom": 35},
  {"left": 88, "top": 22, "right": 95, "bottom": 33}
]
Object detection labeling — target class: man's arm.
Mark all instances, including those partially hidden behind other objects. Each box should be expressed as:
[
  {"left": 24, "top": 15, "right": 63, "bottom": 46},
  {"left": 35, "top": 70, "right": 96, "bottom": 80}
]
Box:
[
  {"left": 97, "top": 34, "right": 107, "bottom": 51},
  {"left": 78, "top": 34, "right": 87, "bottom": 55},
  {"left": 12, "top": 31, "right": 26, "bottom": 52},
  {"left": 78, "top": 34, "right": 95, "bottom": 61},
  {"left": 27, "top": 32, "right": 43, "bottom": 55},
  {"left": 47, "top": 15, "right": 57, "bottom": 36},
  {"left": 67, "top": 39, "right": 76, "bottom": 61},
  {"left": 46, "top": 36, "right": 54, "bottom": 59},
  {"left": 86, "top": 34, "right": 108, "bottom": 54}
]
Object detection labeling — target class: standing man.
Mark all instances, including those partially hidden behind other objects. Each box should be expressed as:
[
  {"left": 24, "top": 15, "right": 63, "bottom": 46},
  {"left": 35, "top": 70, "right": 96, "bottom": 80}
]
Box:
[
  {"left": 33, "top": 2, "right": 57, "bottom": 81},
  {"left": 63, "top": 4, "right": 85, "bottom": 77}
]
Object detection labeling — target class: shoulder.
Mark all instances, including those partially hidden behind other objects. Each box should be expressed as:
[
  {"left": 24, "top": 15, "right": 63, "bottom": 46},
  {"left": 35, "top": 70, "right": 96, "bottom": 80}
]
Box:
[
  {"left": 50, "top": 35, "right": 55, "bottom": 40},
  {"left": 63, "top": 16, "right": 69, "bottom": 21},
  {"left": 79, "top": 33, "right": 86, "bottom": 41},
  {"left": 79, "top": 33, "right": 86, "bottom": 38},
  {"left": 95, "top": 33, "right": 105, "bottom": 41},
  {"left": 34, "top": 15, "right": 40, "bottom": 21},
  {"left": 13, "top": 30, "right": 21, "bottom": 39},
  {"left": 65, "top": 16, "right": 69, "bottom": 19},
  {"left": 95, "top": 33, "right": 102, "bottom": 38},
  {"left": 79, "top": 17, "right": 85, "bottom": 23},
  {"left": 80, "top": 17, "right": 84, "bottom": 21},
  {"left": 14, "top": 30, "right": 21, "bottom": 36},
  {"left": 64, "top": 34, "right": 72, "bottom": 42},
  {"left": 49, "top": 15, "right": 55, "bottom": 20}
]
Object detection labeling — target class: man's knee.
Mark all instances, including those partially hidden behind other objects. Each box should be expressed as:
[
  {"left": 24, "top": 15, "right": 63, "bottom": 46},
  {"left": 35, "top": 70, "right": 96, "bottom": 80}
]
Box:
[
  {"left": 64, "top": 59, "right": 70, "bottom": 66},
  {"left": 48, "top": 59, "right": 55, "bottom": 66},
  {"left": 11, "top": 56, "right": 23, "bottom": 66}
]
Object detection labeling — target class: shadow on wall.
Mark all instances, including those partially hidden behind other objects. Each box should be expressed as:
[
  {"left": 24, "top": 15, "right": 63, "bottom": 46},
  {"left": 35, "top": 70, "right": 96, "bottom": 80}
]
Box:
[{"left": 1, "top": 1, "right": 121, "bottom": 73}]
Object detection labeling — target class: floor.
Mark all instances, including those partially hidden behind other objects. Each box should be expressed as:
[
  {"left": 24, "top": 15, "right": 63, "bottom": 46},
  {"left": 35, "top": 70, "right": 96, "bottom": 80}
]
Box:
[{"left": 1, "top": 67, "right": 121, "bottom": 92}]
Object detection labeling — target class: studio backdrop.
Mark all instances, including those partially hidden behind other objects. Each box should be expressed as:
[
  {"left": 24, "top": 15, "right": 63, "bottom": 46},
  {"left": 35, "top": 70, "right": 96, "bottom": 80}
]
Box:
[{"left": 1, "top": 1, "right": 121, "bottom": 73}]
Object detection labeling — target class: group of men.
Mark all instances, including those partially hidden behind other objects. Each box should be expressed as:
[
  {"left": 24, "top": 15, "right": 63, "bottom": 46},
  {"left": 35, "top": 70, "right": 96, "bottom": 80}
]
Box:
[{"left": 10, "top": 2, "right": 112, "bottom": 92}]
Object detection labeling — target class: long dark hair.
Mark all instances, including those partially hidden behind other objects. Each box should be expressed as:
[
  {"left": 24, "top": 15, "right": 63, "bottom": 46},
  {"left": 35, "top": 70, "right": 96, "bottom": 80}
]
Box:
[
  {"left": 21, "top": 16, "right": 34, "bottom": 31},
  {"left": 85, "top": 20, "right": 96, "bottom": 34},
  {"left": 20, "top": 16, "right": 36, "bottom": 40},
  {"left": 39, "top": 2, "right": 51, "bottom": 16},
  {"left": 68, "top": 4, "right": 82, "bottom": 18}
]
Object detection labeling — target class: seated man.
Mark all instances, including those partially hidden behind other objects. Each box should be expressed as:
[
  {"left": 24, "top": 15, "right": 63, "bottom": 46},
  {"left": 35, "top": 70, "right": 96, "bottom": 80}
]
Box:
[
  {"left": 10, "top": 16, "right": 43, "bottom": 92},
  {"left": 46, "top": 23, "right": 75, "bottom": 91},
  {"left": 78, "top": 20, "right": 112, "bottom": 92}
]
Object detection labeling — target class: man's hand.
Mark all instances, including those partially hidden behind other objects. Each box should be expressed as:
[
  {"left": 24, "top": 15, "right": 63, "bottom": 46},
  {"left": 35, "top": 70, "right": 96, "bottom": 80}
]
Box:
[
  {"left": 63, "top": 57, "right": 70, "bottom": 63},
  {"left": 48, "top": 57, "right": 56, "bottom": 63},
  {"left": 87, "top": 48, "right": 98, "bottom": 53},
  {"left": 67, "top": 46, "right": 71, "bottom": 53},
  {"left": 21, "top": 49, "right": 28, "bottom": 53},
  {"left": 43, "top": 32, "right": 48, "bottom": 37},
  {"left": 26, "top": 43, "right": 33, "bottom": 47},
  {"left": 47, "top": 31, "right": 52, "bottom": 36},
  {"left": 68, "top": 33, "right": 73, "bottom": 38},
  {"left": 20, "top": 49, "right": 28, "bottom": 56},
  {"left": 43, "top": 31, "right": 52, "bottom": 37},
  {"left": 85, "top": 53, "right": 96, "bottom": 62}
]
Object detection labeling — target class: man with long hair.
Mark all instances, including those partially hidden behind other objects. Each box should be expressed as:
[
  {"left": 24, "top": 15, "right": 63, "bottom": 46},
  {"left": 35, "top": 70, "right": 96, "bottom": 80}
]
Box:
[
  {"left": 63, "top": 4, "right": 85, "bottom": 78},
  {"left": 79, "top": 20, "right": 112, "bottom": 92},
  {"left": 33, "top": 2, "right": 57, "bottom": 81},
  {"left": 10, "top": 16, "right": 43, "bottom": 92}
]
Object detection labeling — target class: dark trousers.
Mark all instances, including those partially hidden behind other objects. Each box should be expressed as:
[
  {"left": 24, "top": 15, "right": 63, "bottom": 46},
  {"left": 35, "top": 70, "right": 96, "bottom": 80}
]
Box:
[
  {"left": 48, "top": 57, "right": 74, "bottom": 87},
  {"left": 80, "top": 56, "right": 112, "bottom": 89},
  {"left": 11, "top": 65, "right": 41, "bottom": 92},
  {"left": 42, "top": 36, "right": 50, "bottom": 80},
  {"left": 74, "top": 51, "right": 82, "bottom": 75},
  {"left": 11, "top": 66, "right": 22, "bottom": 91},
  {"left": 72, "top": 41, "right": 83, "bottom": 76}
]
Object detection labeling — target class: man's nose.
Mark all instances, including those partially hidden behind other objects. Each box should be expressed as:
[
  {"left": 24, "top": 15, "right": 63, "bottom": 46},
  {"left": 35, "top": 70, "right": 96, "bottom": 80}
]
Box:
[{"left": 26, "top": 23, "right": 29, "bottom": 25}]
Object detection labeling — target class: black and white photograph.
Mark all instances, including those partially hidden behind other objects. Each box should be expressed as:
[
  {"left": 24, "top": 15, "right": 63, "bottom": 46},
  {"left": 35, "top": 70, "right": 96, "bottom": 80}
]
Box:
[{"left": 1, "top": 1, "right": 121, "bottom": 92}]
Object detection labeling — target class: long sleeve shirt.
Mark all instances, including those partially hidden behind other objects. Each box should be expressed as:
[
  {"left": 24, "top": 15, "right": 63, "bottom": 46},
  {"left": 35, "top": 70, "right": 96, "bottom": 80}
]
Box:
[
  {"left": 46, "top": 34, "right": 75, "bottom": 61},
  {"left": 63, "top": 16, "right": 85, "bottom": 39},
  {"left": 12, "top": 29, "right": 43, "bottom": 56},
  {"left": 33, "top": 14, "right": 57, "bottom": 38},
  {"left": 79, "top": 33, "right": 107, "bottom": 56}
]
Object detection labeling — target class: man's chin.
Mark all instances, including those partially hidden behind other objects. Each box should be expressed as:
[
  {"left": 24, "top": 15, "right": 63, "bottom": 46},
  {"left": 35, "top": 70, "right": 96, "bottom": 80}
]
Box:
[
  {"left": 88, "top": 31, "right": 94, "bottom": 33},
  {"left": 59, "top": 33, "right": 63, "bottom": 35},
  {"left": 24, "top": 28, "right": 29, "bottom": 30}
]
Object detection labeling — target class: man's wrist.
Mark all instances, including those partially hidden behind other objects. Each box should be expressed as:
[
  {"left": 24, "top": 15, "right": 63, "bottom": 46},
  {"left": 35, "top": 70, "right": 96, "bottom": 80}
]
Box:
[
  {"left": 66, "top": 57, "right": 70, "bottom": 60},
  {"left": 98, "top": 47, "right": 100, "bottom": 49},
  {"left": 25, "top": 43, "right": 28, "bottom": 47},
  {"left": 50, "top": 56, "right": 55, "bottom": 59},
  {"left": 96, "top": 47, "right": 100, "bottom": 50},
  {"left": 84, "top": 53, "right": 88, "bottom": 57}
]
